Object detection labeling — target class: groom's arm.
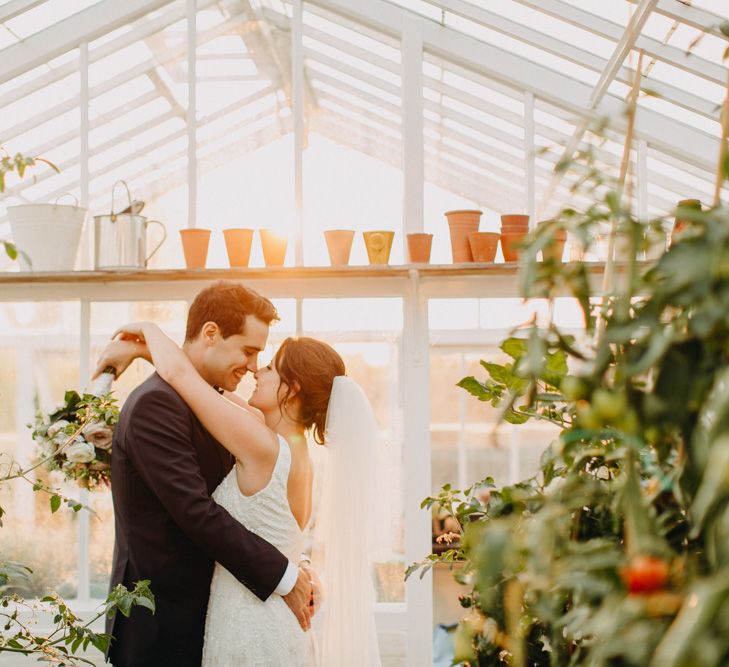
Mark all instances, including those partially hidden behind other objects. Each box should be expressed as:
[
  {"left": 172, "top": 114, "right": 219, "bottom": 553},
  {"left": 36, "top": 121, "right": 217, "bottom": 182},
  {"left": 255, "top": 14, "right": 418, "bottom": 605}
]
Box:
[{"left": 126, "top": 387, "right": 291, "bottom": 601}]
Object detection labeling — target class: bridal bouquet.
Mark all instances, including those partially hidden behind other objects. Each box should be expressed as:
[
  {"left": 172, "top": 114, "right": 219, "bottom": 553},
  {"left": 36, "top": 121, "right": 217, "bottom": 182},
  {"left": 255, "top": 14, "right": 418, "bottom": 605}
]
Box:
[{"left": 30, "top": 368, "right": 118, "bottom": 490}]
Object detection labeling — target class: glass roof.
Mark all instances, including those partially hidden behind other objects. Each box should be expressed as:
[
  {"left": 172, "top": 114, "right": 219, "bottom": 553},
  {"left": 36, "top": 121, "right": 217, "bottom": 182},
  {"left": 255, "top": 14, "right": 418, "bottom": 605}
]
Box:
[{"left": 0, "top": 0, "right": 727, "bottom": 228}]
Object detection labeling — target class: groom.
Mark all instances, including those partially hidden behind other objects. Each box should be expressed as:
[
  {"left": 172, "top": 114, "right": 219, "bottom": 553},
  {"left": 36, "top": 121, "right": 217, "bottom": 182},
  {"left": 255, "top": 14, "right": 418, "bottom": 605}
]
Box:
[{"left": 101, "top": 281, "right": 313, "bottom": 667}]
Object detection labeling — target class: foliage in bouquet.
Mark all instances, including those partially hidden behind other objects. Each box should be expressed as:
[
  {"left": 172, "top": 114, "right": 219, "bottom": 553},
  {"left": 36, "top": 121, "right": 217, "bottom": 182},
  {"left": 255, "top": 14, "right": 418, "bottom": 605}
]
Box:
[
  {"left": 31, "top": 380, "right": 118, "bottom": 490},
  {"left": 408, "top": 111, "right": 729, "bottom": 663}
]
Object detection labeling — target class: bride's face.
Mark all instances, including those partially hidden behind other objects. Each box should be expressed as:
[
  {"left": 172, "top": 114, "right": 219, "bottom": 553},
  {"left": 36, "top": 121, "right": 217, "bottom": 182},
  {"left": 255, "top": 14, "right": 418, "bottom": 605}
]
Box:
[{"left": 249, "top": 361, "right": 286, "bottom": 415}]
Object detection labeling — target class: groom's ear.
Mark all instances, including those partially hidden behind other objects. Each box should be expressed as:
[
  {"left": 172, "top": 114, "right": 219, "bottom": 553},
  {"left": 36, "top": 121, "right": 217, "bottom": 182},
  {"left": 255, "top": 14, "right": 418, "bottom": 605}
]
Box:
[{"left": 200, "top": 321, "right": 220, "bottom": 345}]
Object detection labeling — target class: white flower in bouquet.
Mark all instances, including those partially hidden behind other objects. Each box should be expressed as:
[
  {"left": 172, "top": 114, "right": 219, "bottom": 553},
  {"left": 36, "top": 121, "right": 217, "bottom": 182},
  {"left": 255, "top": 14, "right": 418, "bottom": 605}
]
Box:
[
  {"left": 65, "top": 437, "right": 96, "bottom": 463},
  {"left": 47, "top": 419, "right": 71, "bottom": 438},
  {"left": 35, "top": 435, "right": 58, "bottom": 458},
  {"left": 82, "top": 422, "right": 114, "bottom": 450}
]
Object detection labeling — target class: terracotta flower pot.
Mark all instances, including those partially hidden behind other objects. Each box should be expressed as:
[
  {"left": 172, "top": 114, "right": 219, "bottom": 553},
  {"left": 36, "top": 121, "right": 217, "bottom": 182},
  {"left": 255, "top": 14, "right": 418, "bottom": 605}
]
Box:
[
  {"left": 541, "top": 238, "right": 567, "bottom": 263},
  {"left": 260, "top": 229, "right": 288, "bottom": 267},
  {"left": 500, "top": 214, "right": 530, "bottom": 229},
  {"left": 537, "top": 222, "right": 567, "bottom": 263},
  {"left": 406, "top": 233, "right": 433, "bottom": 263},
  {"left": 324, "top": 229, "right": 355, "bottom": 266},
  {"left": 468, "top": 232, "right": 499, "bottom": 263},
  {"left": 223, "top": 228, "right": 254, "bottom": 268},
  {"left": 363, "top": 230, "right": 394, "bottom": 265},
  {"left": 501, "top": 230, "right": 526, "bottom": 262},
  {"left": 446, "top": 210, "right": 481, "bottom": 263},
  {"left": 180, "top": 228, "right": 211, "bottom": 269}
]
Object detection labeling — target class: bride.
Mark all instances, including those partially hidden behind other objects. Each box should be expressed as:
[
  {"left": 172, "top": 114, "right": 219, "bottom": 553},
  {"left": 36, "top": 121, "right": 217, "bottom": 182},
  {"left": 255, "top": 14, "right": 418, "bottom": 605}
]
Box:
[{"left": 97, "top": 321, "right": 382, "bottom": 667}]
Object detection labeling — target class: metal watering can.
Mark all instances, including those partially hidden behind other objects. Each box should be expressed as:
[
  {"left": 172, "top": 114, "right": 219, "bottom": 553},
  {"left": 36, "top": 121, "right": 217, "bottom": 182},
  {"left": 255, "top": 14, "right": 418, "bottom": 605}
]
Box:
[{"left": 93, "top": 180, "right": 166, "bottom": 269}]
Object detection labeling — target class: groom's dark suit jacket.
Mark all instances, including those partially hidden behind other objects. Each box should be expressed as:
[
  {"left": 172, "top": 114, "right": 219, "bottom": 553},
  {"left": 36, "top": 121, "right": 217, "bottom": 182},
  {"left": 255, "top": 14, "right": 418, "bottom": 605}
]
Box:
[{"left": 106, "top": 372, "right": 288, "bottom": 667}]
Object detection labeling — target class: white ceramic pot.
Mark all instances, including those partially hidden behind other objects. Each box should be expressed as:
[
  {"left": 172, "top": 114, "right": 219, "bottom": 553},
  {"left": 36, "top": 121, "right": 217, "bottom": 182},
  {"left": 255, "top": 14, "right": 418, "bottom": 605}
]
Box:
[{"left": 8, "top": 204, "right": 87, "bottom": 271}]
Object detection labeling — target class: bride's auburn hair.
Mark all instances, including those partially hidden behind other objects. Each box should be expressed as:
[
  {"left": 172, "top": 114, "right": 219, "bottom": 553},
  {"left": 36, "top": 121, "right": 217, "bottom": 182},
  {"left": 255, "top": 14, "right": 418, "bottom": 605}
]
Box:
[{"left": 274, "top": 337, "right": 345, "bottom": 445}]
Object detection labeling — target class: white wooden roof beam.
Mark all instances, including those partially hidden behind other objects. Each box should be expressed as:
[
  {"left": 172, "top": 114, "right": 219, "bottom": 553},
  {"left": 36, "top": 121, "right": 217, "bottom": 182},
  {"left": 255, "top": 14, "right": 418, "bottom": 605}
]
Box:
[
  {"left": 0, "top": 0, "right": 175, "bottom": 85},
  {"left": 627, "top": 0, "right": 728, "bottom": 34},
  {"left": 541, "top": 0, "right": 657, "bottom": 214},
  {"left": 514, "top": 0, "right": 726, "bottom": 86},
  {"left": 5, "top": 86, "right": 277, "bottom": 198},
  {"left": 432, "top": 0, "right": 715, "bottom": 121},
  {"left": 0, "top": 0, "right": 46, "bottom": 23},
  {"left": 309, "top": 0, "right": 717, "bottom": 172},
  {"left": 1, "top": 9, "right": 245, "bottom": 145},
  {"left": 0, "top": 0, "right": 223, "bottom": 109}
]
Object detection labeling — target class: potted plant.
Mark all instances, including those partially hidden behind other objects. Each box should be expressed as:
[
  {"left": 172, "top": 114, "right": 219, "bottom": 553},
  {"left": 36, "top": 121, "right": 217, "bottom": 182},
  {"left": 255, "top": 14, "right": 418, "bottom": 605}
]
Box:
[{"left": 2, "top": 148, "right": 88, "bottom": 272}]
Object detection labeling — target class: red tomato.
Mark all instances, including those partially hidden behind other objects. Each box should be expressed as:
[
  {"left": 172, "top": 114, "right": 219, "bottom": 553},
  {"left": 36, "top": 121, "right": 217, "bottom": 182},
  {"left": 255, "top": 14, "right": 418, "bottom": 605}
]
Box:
[{"left": 622, "top": 555, "right": 670, "bottom": 593}]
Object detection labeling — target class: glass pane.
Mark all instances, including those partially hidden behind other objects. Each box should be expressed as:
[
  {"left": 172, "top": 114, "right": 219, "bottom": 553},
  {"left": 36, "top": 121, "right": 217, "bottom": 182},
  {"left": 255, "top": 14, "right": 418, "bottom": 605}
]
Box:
[
  {"left": 0, "top": 301, "right": 81, "bottom": 598},
  {"left": 302, "top": 6, "right": 404, "bottom": 265},
  {"left": 87, "top": 1, "right": 187, "bottom": 271}
]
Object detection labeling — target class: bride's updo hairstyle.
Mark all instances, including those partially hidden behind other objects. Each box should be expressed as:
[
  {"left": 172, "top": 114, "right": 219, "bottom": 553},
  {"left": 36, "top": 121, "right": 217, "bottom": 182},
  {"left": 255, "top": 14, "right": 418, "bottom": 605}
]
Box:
[{"left": 274, "top": 337, "right": 345, "bottom": 445}]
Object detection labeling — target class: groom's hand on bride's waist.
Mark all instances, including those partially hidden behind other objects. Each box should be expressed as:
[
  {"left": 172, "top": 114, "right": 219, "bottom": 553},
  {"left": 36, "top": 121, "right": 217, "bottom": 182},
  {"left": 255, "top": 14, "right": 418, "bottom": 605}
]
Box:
[
  {"left": 282, "top": 568, "right": 313, "bottom": 631},
  {"left": 299, "top": 562, "right": 322, "bottom": 616}
]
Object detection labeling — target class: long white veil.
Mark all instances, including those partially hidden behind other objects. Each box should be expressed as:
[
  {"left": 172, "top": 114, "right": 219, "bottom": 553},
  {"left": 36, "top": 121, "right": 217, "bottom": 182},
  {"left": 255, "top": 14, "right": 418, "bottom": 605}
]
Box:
[{"left": 312, "top": 376, "right": 382, "bottom": 667}]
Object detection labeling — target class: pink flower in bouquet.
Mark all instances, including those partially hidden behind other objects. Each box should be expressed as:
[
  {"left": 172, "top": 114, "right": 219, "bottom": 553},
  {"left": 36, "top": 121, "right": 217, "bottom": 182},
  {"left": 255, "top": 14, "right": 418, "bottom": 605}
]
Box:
[{"left": 82, "top": 422, "right": 114, "bottom": 450}]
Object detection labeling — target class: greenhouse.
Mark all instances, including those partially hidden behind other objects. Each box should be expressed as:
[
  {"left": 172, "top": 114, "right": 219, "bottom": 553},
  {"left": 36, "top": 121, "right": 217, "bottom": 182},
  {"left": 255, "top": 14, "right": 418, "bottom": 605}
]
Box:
[{"left": 1, "top": 0, "right": 729, "bottom": 665}]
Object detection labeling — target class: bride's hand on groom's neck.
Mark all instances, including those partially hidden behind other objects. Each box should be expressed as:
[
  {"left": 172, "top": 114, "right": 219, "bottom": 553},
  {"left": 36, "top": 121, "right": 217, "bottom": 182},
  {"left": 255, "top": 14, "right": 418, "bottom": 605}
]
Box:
[{"left": 92, "top": 338, "right": 150, "bottom": 380}]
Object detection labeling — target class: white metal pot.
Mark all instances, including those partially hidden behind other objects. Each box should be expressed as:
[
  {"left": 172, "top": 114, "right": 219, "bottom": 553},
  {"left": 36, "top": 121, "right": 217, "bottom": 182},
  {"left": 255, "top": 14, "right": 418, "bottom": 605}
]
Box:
[{"left": 8, "top": 203, "right": 87, "bottom": 272}]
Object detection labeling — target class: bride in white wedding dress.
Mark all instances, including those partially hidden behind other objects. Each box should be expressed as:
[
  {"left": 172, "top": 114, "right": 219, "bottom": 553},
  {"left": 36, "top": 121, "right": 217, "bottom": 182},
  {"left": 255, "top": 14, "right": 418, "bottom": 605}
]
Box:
[{"left": 105, "top": 322, "right": 382, "bottom": 667}]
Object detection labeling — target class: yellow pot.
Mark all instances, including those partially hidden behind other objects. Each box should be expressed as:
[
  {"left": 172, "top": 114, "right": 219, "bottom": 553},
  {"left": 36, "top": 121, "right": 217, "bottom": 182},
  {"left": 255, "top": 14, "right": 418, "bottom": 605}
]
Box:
[{"left": 363, "top": 230, "right": 394, "bottom": 265}]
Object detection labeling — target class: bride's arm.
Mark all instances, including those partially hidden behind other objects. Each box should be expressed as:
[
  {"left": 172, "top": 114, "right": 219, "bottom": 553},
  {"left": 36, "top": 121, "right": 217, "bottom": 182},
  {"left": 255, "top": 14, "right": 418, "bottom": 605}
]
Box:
[
  {"left": 112, "top": 322, "right": 278, "bottom": 463},
  {"left": 222, "top": 390, "right": 265, "bottom": 422}
]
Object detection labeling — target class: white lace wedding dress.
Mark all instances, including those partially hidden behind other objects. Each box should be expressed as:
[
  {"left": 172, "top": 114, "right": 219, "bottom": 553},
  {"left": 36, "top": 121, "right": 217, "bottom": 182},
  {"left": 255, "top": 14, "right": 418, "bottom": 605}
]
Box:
[{"left": 201, "top": 435, "right": 316, "bottom": 666}]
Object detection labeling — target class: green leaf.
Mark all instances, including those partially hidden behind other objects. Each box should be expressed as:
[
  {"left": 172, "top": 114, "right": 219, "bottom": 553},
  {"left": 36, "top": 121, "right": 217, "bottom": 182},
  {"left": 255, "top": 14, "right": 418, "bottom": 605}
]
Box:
[
  {"left": 500, "top": 337, "right": 528, "bottom": 360},
  {"left": 690, "top": 435, "right": 729, "bottom": 534},
  {"left": 720, "top": 20, "right": 729, "bottom": 39},
  {"left": 651, "top": 570, "right": 729, "bottom": 667},
  {"left": 50, "top": 495, "right": 61, "bottom": 514},
  {"left": 456, "top": 376, "right": 497, "bottom": 402},
  {"left": 3, "top": 241, "right": 17, "bottom": 260}
]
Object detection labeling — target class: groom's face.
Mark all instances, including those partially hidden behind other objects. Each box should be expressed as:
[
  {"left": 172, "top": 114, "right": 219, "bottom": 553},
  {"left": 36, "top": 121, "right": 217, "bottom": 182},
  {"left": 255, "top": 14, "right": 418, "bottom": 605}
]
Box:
[{"left": 202, "top": 315, "right": 270, "bottom": 391}]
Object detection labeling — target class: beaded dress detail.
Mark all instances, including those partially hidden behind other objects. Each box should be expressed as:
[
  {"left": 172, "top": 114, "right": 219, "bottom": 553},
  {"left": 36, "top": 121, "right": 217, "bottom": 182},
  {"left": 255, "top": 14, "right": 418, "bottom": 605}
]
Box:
[{"left": 202, "top": 435, "right": 314, "bottom": 666}]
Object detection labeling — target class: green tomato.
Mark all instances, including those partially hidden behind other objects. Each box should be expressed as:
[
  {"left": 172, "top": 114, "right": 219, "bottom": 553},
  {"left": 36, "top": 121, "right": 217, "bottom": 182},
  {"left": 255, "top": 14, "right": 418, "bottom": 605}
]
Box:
[
  {"left": 618, "top": 408, "right": 640, "bottom": 434},
  {"left": 576, "top": 401, "right": 602, "bottom": 430},
  {"left": 644, "top": 426, "right": 661, "bottom": 445},
  {"left": 561, "top": 375, "right": 589, "bottom": 401},
  {"left": 592, "top": 388, "right": 627, "bottom": 423}
]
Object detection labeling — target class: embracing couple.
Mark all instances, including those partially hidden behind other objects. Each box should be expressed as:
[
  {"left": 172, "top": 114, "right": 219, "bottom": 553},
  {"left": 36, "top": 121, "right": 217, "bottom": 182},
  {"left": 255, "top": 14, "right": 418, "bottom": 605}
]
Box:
[{"left": 96, "top": 281, "right": 382, "bottom": 666}]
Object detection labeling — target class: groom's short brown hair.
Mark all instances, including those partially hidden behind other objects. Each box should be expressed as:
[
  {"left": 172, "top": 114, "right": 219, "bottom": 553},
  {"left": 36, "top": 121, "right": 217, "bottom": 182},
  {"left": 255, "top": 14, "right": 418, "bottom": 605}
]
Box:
[{"left": 185, "top": 281, "right": 278, "bottom": 342}]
